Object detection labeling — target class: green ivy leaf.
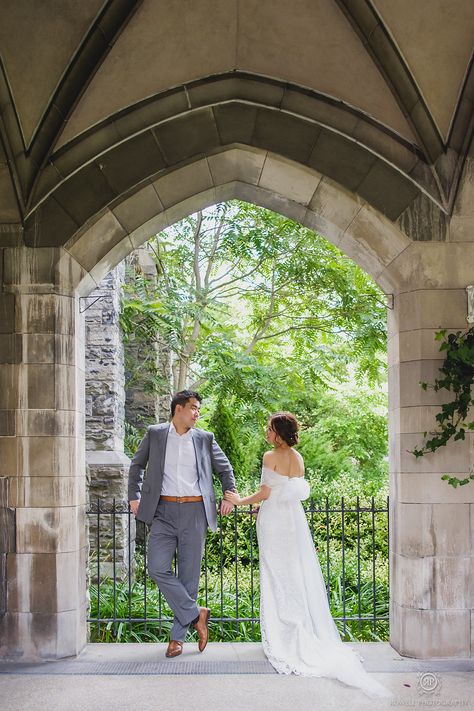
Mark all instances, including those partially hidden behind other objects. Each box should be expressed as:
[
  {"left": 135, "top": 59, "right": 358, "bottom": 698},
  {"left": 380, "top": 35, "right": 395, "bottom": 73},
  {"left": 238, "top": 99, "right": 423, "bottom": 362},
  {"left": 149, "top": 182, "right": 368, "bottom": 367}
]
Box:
[{"left": 413, "top": 326, "right": 474, "bottom": 488}]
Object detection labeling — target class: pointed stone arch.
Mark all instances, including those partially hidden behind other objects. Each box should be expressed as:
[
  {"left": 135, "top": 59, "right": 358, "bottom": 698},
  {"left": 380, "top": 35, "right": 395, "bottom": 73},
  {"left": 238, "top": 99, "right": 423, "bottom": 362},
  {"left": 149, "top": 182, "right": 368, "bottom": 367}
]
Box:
[{"left": 60, "top": 148, "right": 410, "bottom": 298}]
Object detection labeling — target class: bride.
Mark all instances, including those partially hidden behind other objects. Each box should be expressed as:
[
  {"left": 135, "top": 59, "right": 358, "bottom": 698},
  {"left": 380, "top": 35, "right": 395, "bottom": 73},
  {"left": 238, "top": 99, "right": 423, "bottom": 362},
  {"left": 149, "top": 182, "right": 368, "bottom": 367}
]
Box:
[{"left": 224, "top": 411, "right": 393, "bottom": 699}]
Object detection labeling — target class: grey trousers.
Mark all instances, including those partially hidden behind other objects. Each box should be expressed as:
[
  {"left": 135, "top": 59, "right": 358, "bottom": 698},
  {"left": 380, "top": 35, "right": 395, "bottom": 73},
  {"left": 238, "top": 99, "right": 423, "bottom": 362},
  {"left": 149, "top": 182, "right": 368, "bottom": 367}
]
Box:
[{"left": 147, "top": 500, "right": 208, "bottom": 642}]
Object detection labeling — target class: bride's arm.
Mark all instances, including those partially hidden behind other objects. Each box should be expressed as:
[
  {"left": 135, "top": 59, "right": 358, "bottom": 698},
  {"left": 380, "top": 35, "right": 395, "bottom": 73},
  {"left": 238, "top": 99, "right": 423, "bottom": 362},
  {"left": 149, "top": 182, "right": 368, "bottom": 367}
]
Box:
[{"left": 224, "top": 485, "right": 270, "bottom": 506}]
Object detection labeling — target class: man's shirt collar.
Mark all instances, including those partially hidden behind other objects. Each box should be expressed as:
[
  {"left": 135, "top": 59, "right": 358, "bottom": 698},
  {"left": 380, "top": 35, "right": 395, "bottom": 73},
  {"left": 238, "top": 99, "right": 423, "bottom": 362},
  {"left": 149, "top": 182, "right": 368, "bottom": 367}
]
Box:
[{"left": 169, "top": 421, "right": 193, "bottom": 438}]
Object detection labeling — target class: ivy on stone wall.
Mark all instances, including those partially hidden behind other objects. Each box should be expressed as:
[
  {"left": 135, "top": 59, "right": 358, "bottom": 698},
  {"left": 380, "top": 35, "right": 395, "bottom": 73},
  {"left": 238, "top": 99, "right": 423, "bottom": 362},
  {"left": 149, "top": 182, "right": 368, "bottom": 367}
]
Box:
[{"left": 410, "top": 326, "right": 474, "bottom": 487}]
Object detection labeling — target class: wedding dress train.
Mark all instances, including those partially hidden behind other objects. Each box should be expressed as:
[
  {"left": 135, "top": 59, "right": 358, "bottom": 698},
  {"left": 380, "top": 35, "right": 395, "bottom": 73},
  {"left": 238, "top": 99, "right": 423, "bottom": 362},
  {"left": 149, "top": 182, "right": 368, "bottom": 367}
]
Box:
[{"left": 257, "top": 467, "right": 393, "bottom": 699}]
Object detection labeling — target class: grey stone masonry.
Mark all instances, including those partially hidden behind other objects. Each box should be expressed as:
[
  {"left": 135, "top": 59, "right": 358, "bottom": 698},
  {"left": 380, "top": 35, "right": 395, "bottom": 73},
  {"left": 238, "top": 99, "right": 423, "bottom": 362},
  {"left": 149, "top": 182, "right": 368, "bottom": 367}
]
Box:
[
  {"left": 0, "top": 477, "right": 15, "bottom": 619},
  {"left": 0, "top": 246, "right": 90, "bottom": 661},
  {"left": 85, "top": 264, "right": 126, "bottom": 453},
  {"left": 84, "top": 263, "right": 134, "bottom": 581},
  {"left": 124, "top": 247, "right": 172, "bottom": 426}
]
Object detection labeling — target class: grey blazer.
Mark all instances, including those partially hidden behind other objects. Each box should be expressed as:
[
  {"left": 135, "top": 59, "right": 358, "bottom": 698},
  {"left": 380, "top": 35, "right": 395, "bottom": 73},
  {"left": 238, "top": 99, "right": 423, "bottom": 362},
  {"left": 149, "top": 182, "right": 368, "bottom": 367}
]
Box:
[{"left": 128, "top": 423, "right": 236, "bottom": 531}]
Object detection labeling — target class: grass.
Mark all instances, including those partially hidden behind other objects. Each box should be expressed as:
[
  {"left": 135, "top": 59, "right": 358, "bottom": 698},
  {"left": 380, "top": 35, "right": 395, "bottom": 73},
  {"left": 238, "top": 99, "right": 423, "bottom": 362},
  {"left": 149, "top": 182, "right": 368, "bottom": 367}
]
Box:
[{"left": 88, "top": 566, "right": 388, "bottom": 643}]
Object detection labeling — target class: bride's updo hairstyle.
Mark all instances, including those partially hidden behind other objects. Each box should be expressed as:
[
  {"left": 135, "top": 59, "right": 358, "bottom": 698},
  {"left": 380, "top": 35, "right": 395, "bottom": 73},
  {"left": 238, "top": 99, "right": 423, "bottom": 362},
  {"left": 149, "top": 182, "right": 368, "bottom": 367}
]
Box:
[{"left": 269, "top": 412, "right": 300, "bottom": 447}]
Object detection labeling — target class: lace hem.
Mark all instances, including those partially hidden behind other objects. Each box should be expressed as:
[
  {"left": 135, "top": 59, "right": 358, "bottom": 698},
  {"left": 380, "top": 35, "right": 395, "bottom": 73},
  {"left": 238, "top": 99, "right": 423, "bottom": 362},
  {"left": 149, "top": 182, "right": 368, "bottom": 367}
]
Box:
[
  {"left": 261, "top": 615, "right": 364, "bottom": 676},
  {"left": 260, "top": 604, "right": 296, "bottom": 675},
  {"left": 260, "top": 591, "right": 338, "bottom": 676},
  {"left": 262, "top": 613, "right": 390, "bottom": 697}
]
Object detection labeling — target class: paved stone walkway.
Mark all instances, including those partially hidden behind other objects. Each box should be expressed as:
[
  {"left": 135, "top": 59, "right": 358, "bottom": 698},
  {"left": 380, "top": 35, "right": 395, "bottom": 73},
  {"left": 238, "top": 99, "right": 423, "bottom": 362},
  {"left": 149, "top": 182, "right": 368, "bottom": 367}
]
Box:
[{"left": 0, "top": 643, "right": 473, "bottom": 711}]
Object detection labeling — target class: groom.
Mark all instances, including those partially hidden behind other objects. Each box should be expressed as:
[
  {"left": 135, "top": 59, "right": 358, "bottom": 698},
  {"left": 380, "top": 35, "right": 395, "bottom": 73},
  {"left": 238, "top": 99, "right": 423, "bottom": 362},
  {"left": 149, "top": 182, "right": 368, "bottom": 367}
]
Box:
[{"left": 128, "top": 390, "right": 236, "bottom": 658}]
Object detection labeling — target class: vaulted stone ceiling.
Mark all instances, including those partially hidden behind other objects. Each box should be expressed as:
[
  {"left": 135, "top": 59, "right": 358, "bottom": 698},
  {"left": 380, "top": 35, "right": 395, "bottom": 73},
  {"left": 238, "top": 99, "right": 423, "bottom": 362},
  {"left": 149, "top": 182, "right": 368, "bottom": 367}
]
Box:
[{"left": 0, "top": 0, "right": 472, "bottom": 245}]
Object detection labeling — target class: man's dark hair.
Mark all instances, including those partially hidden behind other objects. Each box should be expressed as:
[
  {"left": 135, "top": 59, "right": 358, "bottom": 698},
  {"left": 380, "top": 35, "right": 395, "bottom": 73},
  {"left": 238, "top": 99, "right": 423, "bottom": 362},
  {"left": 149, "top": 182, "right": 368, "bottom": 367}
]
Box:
[{"left": 170, "top": 390, "right": 202, "bottom": 417}]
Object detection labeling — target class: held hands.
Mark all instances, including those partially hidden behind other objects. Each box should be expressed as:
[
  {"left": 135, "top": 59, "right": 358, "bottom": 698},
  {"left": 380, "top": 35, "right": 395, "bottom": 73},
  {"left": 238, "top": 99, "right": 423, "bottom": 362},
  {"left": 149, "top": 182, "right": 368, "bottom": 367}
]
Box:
[
  {"left": 220, "top": 498, "right": 234, "bottom": 516},
  {"left": 224, "top": 490, "right": 242, "bottom": 506},
  {"left": 220, "top": 489, "right": 240, "bottom": 515}
]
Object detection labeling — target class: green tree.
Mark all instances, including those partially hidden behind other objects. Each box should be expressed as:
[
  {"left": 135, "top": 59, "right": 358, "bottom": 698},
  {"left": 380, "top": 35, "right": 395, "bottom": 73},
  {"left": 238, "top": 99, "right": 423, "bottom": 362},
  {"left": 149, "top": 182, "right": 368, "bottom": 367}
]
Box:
[
  {"left": 120, "top": 200, "right": 389, "bottom": 491},
  {"left": 208, "top": 396, "right": 245, "bottom": 480},
  {"left": 121, "top": 200, "right": 386, "bottom": 395}
]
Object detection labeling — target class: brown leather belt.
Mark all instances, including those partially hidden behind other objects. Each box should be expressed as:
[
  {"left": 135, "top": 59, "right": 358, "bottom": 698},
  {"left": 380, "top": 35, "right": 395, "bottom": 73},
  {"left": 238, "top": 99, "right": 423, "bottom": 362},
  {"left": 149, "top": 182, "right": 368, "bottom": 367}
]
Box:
[{"left": 160, "top": 495, "right": 203, "bottom": 503}]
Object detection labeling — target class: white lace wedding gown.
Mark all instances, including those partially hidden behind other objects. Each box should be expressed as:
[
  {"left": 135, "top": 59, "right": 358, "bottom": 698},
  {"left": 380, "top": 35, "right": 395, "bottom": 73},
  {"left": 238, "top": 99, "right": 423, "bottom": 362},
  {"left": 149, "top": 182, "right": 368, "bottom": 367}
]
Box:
[{"left": 257, "top": 466, "right": 393, "bottom": 699}]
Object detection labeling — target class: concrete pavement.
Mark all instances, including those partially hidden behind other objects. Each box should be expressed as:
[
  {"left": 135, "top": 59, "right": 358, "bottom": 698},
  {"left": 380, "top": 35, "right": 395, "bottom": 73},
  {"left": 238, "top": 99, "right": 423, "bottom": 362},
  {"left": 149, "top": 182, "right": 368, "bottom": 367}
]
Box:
[{"left": 0, "top": 643, "right": 473, "bottom": 711}]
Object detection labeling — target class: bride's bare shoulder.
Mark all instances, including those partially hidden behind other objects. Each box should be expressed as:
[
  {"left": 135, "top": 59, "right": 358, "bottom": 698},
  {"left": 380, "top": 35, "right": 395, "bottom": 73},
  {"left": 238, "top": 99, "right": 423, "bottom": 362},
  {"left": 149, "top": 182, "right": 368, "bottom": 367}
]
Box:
[
  {"left": 262, "top": 450, "right": 275, "bottom": 467},
  {"left": 293, "top": 449, "right": 304, "bottom": 465}
]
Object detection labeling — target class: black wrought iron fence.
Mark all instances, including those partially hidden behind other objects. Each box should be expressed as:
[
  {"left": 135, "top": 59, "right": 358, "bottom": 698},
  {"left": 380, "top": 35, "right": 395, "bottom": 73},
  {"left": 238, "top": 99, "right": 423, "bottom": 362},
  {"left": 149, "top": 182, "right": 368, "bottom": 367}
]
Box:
[{"left": 87, "top": 496, "right": 389, "bottom": 643}]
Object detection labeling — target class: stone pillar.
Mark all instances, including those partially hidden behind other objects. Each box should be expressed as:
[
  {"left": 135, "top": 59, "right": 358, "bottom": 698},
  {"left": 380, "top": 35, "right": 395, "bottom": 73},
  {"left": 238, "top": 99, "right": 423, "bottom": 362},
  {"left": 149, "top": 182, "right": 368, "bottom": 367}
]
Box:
[
  {"left": 84, "top": 263, "right": 133, "bottom": 579},
  {"left": 388, "top": 286, "right": 472, "bottom": 658},
  {"left": 124, "top": 246, "right": 171, "bottom": 426},
  {"left": 0, "top": 247, "right": 87, "bottom": 660},
  {"left": 125, "top": 333, "right": 172, "bottom": 426},
  {"left": 386, "top": 147, "right": 474, "bottom": 660},
  {"left": 85, "top": 264, "right": 127, "bottom": 453},
  {"left": 0, "top": 478, "right": 15, "bottom": 621}
]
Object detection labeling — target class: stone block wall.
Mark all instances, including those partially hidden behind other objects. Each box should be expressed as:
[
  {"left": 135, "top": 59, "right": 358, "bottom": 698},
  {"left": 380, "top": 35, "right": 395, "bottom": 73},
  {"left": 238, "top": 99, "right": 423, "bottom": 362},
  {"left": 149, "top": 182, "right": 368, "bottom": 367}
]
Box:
[
  {"left": 85, "top": 265, "right": 126, "bottom": 452},
  {"left": 84, "top": 263, "right": 134, "bottom": 580},
  {"left": 0, "top": 477, "right": 15, "bottom": 619},
  {"left": 124, "top": 246, "right": 172, "bottom": 428},
  {"left": 0, "top": 247, "right": 89, "bottom": 660}
]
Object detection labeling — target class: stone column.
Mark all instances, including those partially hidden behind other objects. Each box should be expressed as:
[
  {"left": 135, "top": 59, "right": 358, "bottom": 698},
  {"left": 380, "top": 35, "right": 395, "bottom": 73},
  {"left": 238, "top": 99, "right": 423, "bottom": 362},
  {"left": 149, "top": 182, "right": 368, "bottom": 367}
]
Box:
[
  {"left": 388, "top": 286, "right": 472, "bottom": 658},
  {"left": 386, "top": 149, "right": 474, "bottom": 659},
  {"left": 124, "top": 246, "right": 172, "bottom": 427},
  {"left": 85, "top": 264, "right": 127, "bottom": 454},
  {"left": 84, "top": 263, "right": 133, "bottom": 579},
  {"left": 0, "top": 247, "right": 87, "bottom": 660}
]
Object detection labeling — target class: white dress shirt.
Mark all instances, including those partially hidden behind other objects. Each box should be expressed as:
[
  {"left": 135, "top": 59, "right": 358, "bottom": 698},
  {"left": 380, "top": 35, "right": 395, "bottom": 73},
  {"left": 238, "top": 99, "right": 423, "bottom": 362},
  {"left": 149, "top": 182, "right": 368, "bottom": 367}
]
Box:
[{"left": 161, "top": 422, "right": 201, "bottom": 496}]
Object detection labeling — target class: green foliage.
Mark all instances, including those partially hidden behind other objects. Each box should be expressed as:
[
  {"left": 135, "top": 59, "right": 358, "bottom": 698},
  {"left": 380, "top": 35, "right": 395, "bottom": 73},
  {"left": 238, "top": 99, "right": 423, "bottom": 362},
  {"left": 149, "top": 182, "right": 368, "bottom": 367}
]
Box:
[
  {"left": 120, "top": 200, "right": 387, "bottom": 398},
  {"left": 124, "top": 421, "right": 146, "bottom": 459},
  {"left": 120, "top": 200, "right": 389, "bottom": 497},
  {"left": 440, "top": 472, "right": 474, "bottom": 488},
  {"left": 89, "top": 500, "right": 389, "bottom": 643},
  {"left": 410, "top": 326, "right": 474, "bottom": 488},
  {"left": 120, "top": 270, "right": 173, "bottom": 416},
  {"left": 208, "top": 396, "right": 245, "bottom": 480},
  {"left": 296, "top": 383, "right": 388, "bottom": 488}
]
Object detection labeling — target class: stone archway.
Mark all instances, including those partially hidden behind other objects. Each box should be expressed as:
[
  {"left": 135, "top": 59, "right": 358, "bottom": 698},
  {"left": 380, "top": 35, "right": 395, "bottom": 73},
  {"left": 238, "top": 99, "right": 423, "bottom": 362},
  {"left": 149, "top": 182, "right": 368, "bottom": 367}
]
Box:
[
  {"left": 1, "top": 145, "right": 473, "bottom": 661},
  {"left": 66, "top": 148, "right": 411, "bottom": 294},
  {"left": 1, "top": 0, "right": 473, "bottom": 665}
]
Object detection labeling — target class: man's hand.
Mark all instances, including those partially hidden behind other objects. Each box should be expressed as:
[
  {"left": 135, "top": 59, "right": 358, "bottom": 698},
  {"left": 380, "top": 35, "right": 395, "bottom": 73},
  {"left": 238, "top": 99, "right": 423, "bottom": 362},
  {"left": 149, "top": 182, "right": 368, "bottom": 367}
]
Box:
[
  {"left": 224, "top": 490, "right": 241, "bottom": 506},
  {"left": 129, "top": 500, "right": 140, "bottom": 516},
  {"left": 220, "top": 498, "right": 235, "bottom": 516}
]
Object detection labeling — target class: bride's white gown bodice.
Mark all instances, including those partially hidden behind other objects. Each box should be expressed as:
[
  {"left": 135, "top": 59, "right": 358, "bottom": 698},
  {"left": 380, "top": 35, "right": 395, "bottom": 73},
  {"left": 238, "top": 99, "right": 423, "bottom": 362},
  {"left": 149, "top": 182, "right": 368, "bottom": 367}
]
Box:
[{"left": 257, "top": 466, "right": 392, "bottom": 699}]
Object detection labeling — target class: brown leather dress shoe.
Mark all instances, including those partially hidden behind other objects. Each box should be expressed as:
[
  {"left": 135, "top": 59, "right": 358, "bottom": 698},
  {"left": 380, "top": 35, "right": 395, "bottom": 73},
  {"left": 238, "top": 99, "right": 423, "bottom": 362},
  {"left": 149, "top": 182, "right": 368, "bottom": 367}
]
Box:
[
  {"left": 165, "top": 640, "right": 183, "bottom": 658},
  {"left": 193, "top": 607, "right": 211, "bottom": 652}
]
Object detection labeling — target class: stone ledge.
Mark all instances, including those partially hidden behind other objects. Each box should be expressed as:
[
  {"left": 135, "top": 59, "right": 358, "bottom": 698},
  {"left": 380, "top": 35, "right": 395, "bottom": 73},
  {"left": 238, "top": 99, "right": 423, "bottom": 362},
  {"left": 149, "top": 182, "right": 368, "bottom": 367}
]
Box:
[{"left": 85, "top": 451, "right": 130, "bottom": 467}]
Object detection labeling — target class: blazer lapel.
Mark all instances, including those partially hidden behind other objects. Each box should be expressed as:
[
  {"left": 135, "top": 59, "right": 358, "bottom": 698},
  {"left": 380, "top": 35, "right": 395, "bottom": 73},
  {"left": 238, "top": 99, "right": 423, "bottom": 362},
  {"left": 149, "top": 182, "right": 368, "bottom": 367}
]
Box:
[
  {"left": 158, "top": 424, "right": 170, "bottom": 477},
  {"left": 191, "top": 428, "right": 203, "bottom": 479}
]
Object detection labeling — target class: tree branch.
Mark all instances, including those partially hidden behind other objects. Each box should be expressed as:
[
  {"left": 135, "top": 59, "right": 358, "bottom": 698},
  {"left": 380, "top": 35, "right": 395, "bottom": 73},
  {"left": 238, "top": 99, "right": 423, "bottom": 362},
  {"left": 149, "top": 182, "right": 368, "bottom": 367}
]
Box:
[
  {"left": 256, "top": 324, "right": 352, "bottom": 341},
  {"left": 244, "top": 266, "right": 277, "bottom": 354},
  {"left": 193, "top": 211, "right": 203, "bottom": 294},
  {"left": 207, "top": 257, "right": 268, "bottom": 294},
  {"left": 204, "top": 206, "right": 227, "bottom": 288}
]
